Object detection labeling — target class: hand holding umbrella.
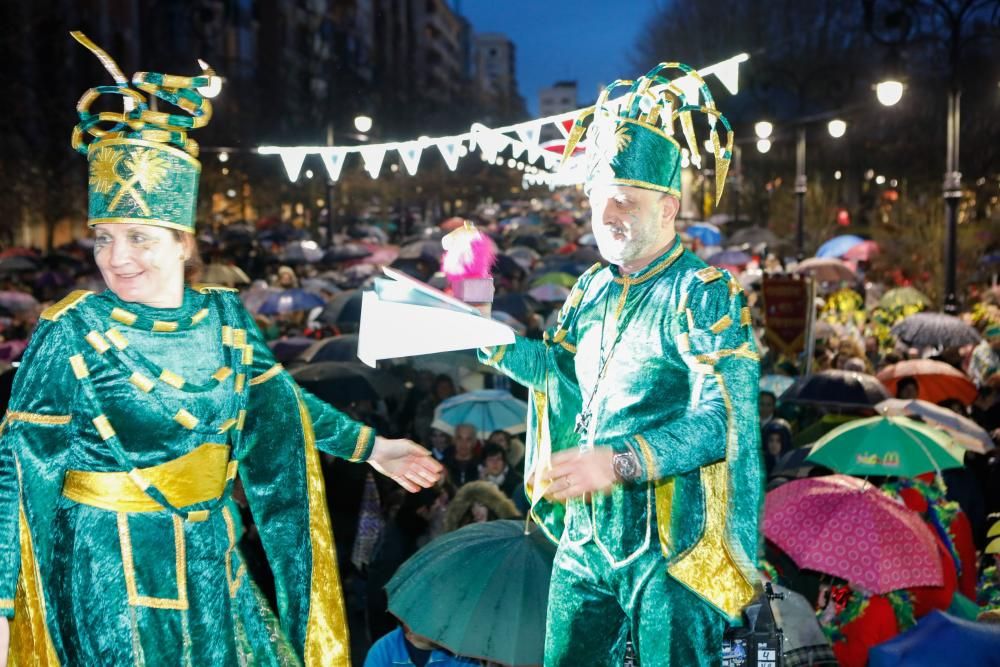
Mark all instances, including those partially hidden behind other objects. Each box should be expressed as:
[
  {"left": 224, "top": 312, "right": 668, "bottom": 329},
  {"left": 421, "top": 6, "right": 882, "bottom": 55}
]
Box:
[{"left": 369, "top": 436, "right": 444, "bottom": 493}]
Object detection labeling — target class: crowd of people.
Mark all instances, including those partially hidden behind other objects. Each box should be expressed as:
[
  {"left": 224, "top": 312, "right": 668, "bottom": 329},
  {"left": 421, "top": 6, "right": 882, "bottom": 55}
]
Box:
[{"left": 1, "top": 192, "right": 999, "bottom": 665}]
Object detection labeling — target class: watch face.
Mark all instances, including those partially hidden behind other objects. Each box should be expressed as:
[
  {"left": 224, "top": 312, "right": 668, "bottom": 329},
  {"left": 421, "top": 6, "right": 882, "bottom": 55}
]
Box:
[{"left": 614, "top": 452, "right": 640, "bottom": 482}]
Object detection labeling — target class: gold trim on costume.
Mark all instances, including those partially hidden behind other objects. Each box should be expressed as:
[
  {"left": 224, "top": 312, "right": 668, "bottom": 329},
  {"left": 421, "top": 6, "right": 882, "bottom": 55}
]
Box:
[
  {"left": 40, "top": 289, "right": 93, "bottom": 321},
  {"left": 352, "top": 426, "right": 374, "bottom": 462},
  {"left": 110, "top": 307, "right": 138, "bottom": 326},
  {"left": 613, "top": 280, "right": 630, "bottom": 321},
  {"left": 740, "top": 307, "right": 752, "bottom": 326},
  {"left": 117, "top": 512, "right": 189, "bottom": 610},
  {"left": 249, "top": 363, "right": 283, "bottom": 386},
  {"left": 634, "top": 435, "right": 659, "bottom": 479},
  {"left": 694, "top": 266, "right": 723, "bottom": 284},
  {"left": 159, "top": 369, "right": 185, "bottom": 389},
  {"left": 173, "top": 409, "right": 199, "bottom": 429},
  {"left": 613, "top": 241, "right": 685, "bottom": 286},
  {"left": 0, "top": 599, "right": 12, "bottom": 609},
  {"left": 129, "top": 372, "right": 155, "bottom": 393},
  {"left": 234, "top": 373, "right": 246, "bottom": 394},
  {"left": 709, "top": 314, "right": 733, "bottom": 335},
  {"left": 186, "top": 510, "right": 209, "bottom": 523},
  {"left": 93, "top": 415, "right": 115, "bottom": 440},
  {"left": 217, "top": 418, "right": 237, "bottom": 433},
  {"left": 63, "top": 443, "right": 231, "bottom": 513},
  {"left": 11, "top": 497, "right": 62, "bottom": 662},
  {"left": 70, "top": 354, "right": 90, "bottom": 379},
  {"left": 193, "top": 283, "right": 238, "bottom": 294},
  {"left": 487, "top": 345, "right": 508, "bottom": 365},
  {"left": 295, "top": 391, "right": 352, "bottom": 663},
  {"left": 152, "top": 320, "right": 179, "bottom": 333},
  {"left": 88, "top": 137, "right": 202, "bottom": 169},
  {"left": 607, "top": 178, "right": 681, "bottom": 198},
  {"left": 88, "top": 218, "right": 197, "bottom": 234},
  {"left": 558, "top": 340, "right": 577, "bottom": 354},
  {"left": 105, "top": 327, "right": 130, "bottom": 350},
  {"left": 694, "top": 343, "right": 760, "bottom": 366},
  {"left": 614, "top": 117, "right": 682, "bottom": 150},
  {"left": 236, "top": 410, "right": 246, "bottom": 431},
  {"left": 241, "top": 345, "right": 253, "bottom": 365},
  {"left": 655, "top": 477, "right": 676, "bottom": 553},
  {"left": 222, "top": 507, "right": 247, "bottom": 598},
  {"left": 232, "top": 329, "right": 247, "bottom": 347},
  {"left": 191, "top": 309, "right": 209, "bottom": 325},
  {"left": 212, "top": 366, "right": 234, "bottom": 383},
  {"left": 86, "top": 330, "right": 111, "bottom": 354},
  {"left": 6, "top": 411, "right": 72, "bottom": 426},
  {"left": 221, "top": 326, "right": 234, "bottom": 346}
]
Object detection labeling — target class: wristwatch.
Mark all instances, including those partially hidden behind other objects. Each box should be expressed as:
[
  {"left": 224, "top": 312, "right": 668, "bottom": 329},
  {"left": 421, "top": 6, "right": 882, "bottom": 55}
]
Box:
[{"left": 612, "top": 449, "right": 641, "bottom": 483}]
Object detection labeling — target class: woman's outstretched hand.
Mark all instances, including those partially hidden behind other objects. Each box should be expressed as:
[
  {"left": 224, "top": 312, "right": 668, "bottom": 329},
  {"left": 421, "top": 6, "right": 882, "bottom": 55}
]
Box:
[{"left": 368, "top": 437, "right": 444, "bottom": 492}]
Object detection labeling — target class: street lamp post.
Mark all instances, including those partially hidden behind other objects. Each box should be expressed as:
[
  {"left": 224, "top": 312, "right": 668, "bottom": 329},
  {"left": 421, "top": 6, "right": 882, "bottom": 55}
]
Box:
[
  {"left": 326, "top": 122, "right": 337, "bottom": 248},
  {"left": 943, "top": 88, "right": 962, "bottom": 313},
  {"left": 795, "top": 127, "right": 807, "bottom": 259}
]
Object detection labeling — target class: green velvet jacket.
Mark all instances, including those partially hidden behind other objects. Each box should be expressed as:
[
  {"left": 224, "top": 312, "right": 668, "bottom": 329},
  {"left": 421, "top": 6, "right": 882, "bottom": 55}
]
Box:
[
  {"left": 0, "top": 285, "right": 375, "bottom": 666},
  {"left": 481, "top": 238, "right": 763, "bottom": 620}
]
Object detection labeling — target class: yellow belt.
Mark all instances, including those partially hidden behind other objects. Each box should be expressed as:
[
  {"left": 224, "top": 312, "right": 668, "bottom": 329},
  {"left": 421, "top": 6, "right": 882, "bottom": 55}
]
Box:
[{"left": 63, "top": 443, "right": 238, "bottom": 516}]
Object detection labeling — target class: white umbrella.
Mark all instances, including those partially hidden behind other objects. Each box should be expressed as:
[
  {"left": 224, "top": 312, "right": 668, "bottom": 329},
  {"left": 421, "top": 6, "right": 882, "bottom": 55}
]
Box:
[{"left": 877, "top": 398, "right": 994, "bottom": 454}]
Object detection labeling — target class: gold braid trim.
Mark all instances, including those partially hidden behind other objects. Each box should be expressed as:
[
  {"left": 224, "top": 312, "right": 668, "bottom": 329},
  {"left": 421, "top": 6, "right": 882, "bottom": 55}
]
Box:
[
  {"left": 634, "top": 435, "right": 660, "bottom": 480},
  {"left": 0, "top": 599, "right": 14, "bottom": 609},
  {"left": 709, "top": 314, "right": 733, "bottom": 335},
  {"left": 694, "top": 343, "right": 760, "bottom": 365},
  {"left": 117, "top": 513, "right": 189, "bottom": 610},
  {"left": 352, "top": 426, "right": 374, "bottom": 462},
  {"left": 5, "top": 411, "right": 71, "bottom": 426},
  {"left": 249, "top": 363, "right": 284, "bottom": 386},
  {"left": 40, "top": 290, "right": 93, "bottom": 321}
]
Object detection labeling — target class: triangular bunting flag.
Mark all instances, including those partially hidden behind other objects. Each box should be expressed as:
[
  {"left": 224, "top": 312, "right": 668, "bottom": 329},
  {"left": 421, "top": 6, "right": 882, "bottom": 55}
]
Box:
[
  {"left": 557, "top": 118, "right": 573, "bottom": 139},
  {"left": 713, "top": 57, "right": 742, "bottom": 95},
  {"left": 676, "top": 76, "right": 701, "bottom": 108},
  {"left": 278, "top": 148, "right": 308, "bottom": 182},
  {"left": 398, "top": 142, "right": 423, "bottom": 176},
  {"left": 359, "top": 145, "right": 387, "bottom": 179},
  {"left": 509, "top": 140, "right": 527, "bottom": 161},
  {"left": 437, "top": 139, "right": 462, "bottom": 171},
  {"left": 318, "top": 147, "right": 347, "bottom": 182}
]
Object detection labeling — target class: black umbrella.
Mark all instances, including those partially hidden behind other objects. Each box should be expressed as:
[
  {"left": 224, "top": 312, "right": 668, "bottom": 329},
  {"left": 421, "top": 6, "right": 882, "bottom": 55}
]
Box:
[
  {"left": 300, "top": 334, "right": 359, "bottom": 363},
  {"left": 220, "top": 223, "right": 255, "bottom": 242},
  {"left": 779, "top": 370, "right": 890, "bottom": 409},
  {"left": 323, "top": 244, "right": 372, "bottom": 263},
  {"left": 267, "top": 336, "right": 317, "bottom": 363},
  {"left": 291, "top": 361, "right": 403, "bottom": 405},
  {"left": 0, "top": 256, "right": 39, "bottom": 274},
  {"left": 280, "top": 240, "right": 325, "bottom": 264},
  {"left": 494, "top": 254, "right": 527, "bottom": 279},
  {"left": 493, "top": 293, "right": 542, "bottom": 326},
  {"left": 728, "top": 227, "right": 782, "bottom": 248},
  {"left": 316, "top": 290, "right": 363, "bottom": 327},
  {"left": 398, "top": 240, "right": 443, "bottom": 262},
  {"left": 891, "top": 312, "right": 981, "bottom": 348}
]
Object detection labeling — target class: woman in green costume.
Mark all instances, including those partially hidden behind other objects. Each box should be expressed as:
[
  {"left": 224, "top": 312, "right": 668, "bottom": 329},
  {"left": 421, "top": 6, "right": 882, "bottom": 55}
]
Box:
[{"left": 0, "top": 33, "right": 441, "bottom": 666}]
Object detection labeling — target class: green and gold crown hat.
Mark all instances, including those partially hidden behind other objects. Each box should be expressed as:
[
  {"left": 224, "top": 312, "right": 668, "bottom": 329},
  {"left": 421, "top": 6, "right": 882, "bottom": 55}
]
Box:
[
  {"left": 562, "top": 62, "right": 733, "bottom": 205},
  {"left": 71, "top": 31, "right": 219, "bottom": 234}
]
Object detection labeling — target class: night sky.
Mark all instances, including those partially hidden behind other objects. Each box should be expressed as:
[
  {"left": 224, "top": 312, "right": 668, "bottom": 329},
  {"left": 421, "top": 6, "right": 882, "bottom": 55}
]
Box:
[{"left": 458, "top": 0, "right": 655, "bottom": 115}]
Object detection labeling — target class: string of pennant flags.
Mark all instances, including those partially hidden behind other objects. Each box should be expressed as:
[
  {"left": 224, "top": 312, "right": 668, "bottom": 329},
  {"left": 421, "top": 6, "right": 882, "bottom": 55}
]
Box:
[{"left": 257, "top": 53, "right": 748, "bottom": 190}]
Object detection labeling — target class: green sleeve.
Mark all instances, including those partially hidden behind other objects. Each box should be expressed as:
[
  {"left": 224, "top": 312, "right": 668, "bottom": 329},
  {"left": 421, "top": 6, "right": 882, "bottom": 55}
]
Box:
[
  {"left": 241, "top": 309, "right": 375, "bottom": 462},
  {"left": 614, "top": 279, "right": 759, "bottom": 481},
  {"left": 478, "top": 335, "right": 550, "bottom": 390},
  {"left": 0, "top": 320, "right": 79, "bottom": 616}
]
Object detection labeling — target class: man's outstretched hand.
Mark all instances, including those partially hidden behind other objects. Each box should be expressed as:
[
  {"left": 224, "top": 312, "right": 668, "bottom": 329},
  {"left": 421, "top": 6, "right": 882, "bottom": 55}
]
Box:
[
  {"left": 369, "top": 437, "right": 444, "bottom": 492},
  {"left": 543, "top": 447, "right": 617, "bottom": 501}
]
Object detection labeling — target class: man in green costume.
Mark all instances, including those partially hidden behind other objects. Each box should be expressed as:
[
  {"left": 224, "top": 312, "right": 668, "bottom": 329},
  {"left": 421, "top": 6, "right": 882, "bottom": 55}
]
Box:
[{"left": 480, "top": 64, "right": 762, "bottom": 666}]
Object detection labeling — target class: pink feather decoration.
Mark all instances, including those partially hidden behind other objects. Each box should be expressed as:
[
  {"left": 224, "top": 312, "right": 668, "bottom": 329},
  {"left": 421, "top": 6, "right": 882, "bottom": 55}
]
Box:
[{"left": 441, "top": 223, "right": 496, "bottom": 282}]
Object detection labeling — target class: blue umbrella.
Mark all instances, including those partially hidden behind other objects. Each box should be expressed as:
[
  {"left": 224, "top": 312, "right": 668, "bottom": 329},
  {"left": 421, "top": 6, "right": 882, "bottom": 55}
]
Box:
[
  {"left": 432, "top": 389, "right": 529, "bottom": 438},
  {"left": 869, "top": 610, "right": 1000, "bottom": 667},
  {"left": 815, "top": 235, "right": 864, "bottom": 258},
  {"left": 258, "top": 288, "right": 326, "bottom": 315},
  {"left": 760, "top": 374, "right": 795, "bottom": 397},
  {"left": 706, "top": 249, "right": 752, "bottom": 267},
  {"left": 686, "top": 223, "right": 722, "bottom": 246}
]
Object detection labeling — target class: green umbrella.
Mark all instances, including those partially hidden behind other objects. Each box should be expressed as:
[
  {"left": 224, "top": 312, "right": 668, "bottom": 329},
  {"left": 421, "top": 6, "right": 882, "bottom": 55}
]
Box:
[
  {"left": 878, "top": 286, "right": 930, "bottom": 311},
  {"left": 386, "top": 519, "right": 555, "bottom": 666},
  {"left": 529, "top": 271, "right": 577, "bottom": 289},
  {"left": 805, "top": 415, "right": 965, "bottom": 477},
  {"left": 791, "top": 414, "right": 860, "bottom": 447}
]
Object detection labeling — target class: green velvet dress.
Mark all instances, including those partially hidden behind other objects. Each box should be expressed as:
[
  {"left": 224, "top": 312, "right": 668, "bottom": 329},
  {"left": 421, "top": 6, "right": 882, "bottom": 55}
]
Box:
[
  {"left": 0, "top": 285, "right": 375, "bottom": 666},
  {"left": 480, "top": 238, "right": 763, "bottom": 666}
]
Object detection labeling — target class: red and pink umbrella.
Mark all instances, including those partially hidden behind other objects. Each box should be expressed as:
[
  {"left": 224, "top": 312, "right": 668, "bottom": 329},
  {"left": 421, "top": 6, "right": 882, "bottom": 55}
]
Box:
[{"left": 764, "top": 475, "right": 942, "bottom": 593}]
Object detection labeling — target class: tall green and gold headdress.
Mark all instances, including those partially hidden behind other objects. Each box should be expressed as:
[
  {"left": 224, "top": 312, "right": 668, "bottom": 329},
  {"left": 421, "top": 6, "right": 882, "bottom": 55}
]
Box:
[
  {"left": 562, "top": 62, "right": 733, "bottom": 204},
  {"left": 71, "top": 31, "right": 218, "bottom": 233}
]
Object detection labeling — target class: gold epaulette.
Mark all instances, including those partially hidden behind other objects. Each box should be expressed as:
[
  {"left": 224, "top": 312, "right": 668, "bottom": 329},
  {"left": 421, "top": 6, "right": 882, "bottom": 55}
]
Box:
[
  {"left": 192, "top": 283, "right": 238, "bottom": 294},
  {"left": 694, "top": 266, "right": 723, "bottom": 284},
  {"left": 583, "top": 262, "right": 602, "bottom": 277},
  {"left": 40, "top": 290, "right": 94, "bottom": 321}
]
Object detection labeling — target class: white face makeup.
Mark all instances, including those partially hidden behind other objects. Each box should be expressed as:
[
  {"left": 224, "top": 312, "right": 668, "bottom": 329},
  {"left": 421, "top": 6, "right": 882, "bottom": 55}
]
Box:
[
  {"left": 92, "top": 224, "right": 188, "bottom": 308},
  {"left": 587, "top": 184, "right": 677, "bottom": 273}
]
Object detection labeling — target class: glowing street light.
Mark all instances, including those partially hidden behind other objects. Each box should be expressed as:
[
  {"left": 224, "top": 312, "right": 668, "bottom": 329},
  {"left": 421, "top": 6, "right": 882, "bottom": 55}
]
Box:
[
  {"left": 827, "top": 119, "right": 847, "bottom": 138},
  {"left": 218, "top": 151, "right": 229, "bottom": 163},
  {"left": 354, "top": 115, "right": 373, "bottom": 133},
  {"left": 875, "top": 80, "right": 904, "bottom": 106},
  {"left": 754, "top": 121, "right": 773, "bottom": 139},
  {"left": 756, "top": 138, "right": 772, "bottom": 154}
]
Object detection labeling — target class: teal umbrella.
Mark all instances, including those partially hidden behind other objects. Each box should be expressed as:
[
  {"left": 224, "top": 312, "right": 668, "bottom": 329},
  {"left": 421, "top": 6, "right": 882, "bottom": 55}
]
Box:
[
  {"left": 805, "top": 415, "right": 965, "bottom": 477},
  {"left": 386, "top": 520, "right": 556, "bottom": 666},
  {"left": 432, "top": 389, "right": 528, "bottom": 438}
]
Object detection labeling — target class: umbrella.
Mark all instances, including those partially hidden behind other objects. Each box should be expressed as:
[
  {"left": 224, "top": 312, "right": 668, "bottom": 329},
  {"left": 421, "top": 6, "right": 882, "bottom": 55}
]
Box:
[
  {"left": 299, "top": 277, "right": 339, "bottom": 295},
  {"left": 685, "top": 223, "right": 722, "bottom": 246},
  {"left": 760, "top": 374, "right": 795, "bottom": 397},
  {"left": 291, "top": 361, "right": 403, "bottom": 404},
  {"left": 529, "top": 271, "right": 576, "bottom": 289},
  {"left": 706, "top": 249, "right": 751, "bottom": 267},
  {"left": 0, "top": 291, "right": 39, "bottom": 314},
  {"left": 878, "top": 286, "right": 931, "bottom": 311},
  {"left": 527, "top": 284, "right": 571, "bottom": 303},
  {"left": 842, "top": 240, "right": 880, "bottom": 262},
  {"left": 815, "top": 235, "right": 865, "bottom": 258},
  {"left": 398, "top": 240, "right": 444, "bottom": 262},
  {"left": 805, "top": 415, "right": 965, "bottom": 477},
  {"left": 877, "top": 359, "right": 977, "bottom": 405},
  {"left": 267, "top": 336, "right": 316, "bottom": 363},
  {"left": 892, "top": 312, "right": 981, "bottom": 348},
  {"left": 432, "top": 389, "right": 529, "bottom": 438},
  {"left": 386, "top": 520, "right": 556, "bottom": 667},
  {"left": 793, "top": 257, "right": 857, "bottom": 283},
  {"left": 876, "top": 398, "right": 994, "bottom": 454},
  {"left": 258, "top": 288, "right": 326, "bottom": 315},
  {"left": 299, "top": 334, "right": 359, "bottom": 363},
  {"left": 493, "top": 293, "right": 542, "bottom": 326},
  {"left": 322, "top": 244, "right": 372, "bottom": 263},
  {"left": 403, "top": 349, "right": 497, "bottom": 375},
  {"left": 201, "top": 263, "right": 251, "bottom": 286},
  {"left": 220, "top": 223, "right": 255, "bottom": 242},
  {"left": 763, "top": 474, "right": 943, "bottom": 593},
  {"left": 771, "top": 446, "right": 815, "bottom": 477},
  {"left": 316, "top": 290, "right": 363, "bottom": 327},
  {"left": 568, "top": 247, "right": 603, "bottom": 267},
  {"left": 280, "top": 240, "right": 324, "bottom": 264},
  {"left": 729, "top": 227, "right": 781, "bottom": 248},
  {"left": 506, "top": 246, "right": 541, "bottom": 271},
  {"left": 792, "top": 414, "right": 862, "bottom": 447},
  {"left": 779, "top": 370, "right": 890, "bottom": 409},
  {"left": 868, "top": 610, "right": 1000, "bottom": 667},
  {"left": 241, "top": 283, "right": 280, "bottom": 314},
  {"left": 494, "top": 254, "right": 527, "bottom": 279},
  {"left": 0, "top": 256, "right": 40, "bottom": 274},
  {"left": 438, "top": 216, "right": 468, "bottom": 232}
]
